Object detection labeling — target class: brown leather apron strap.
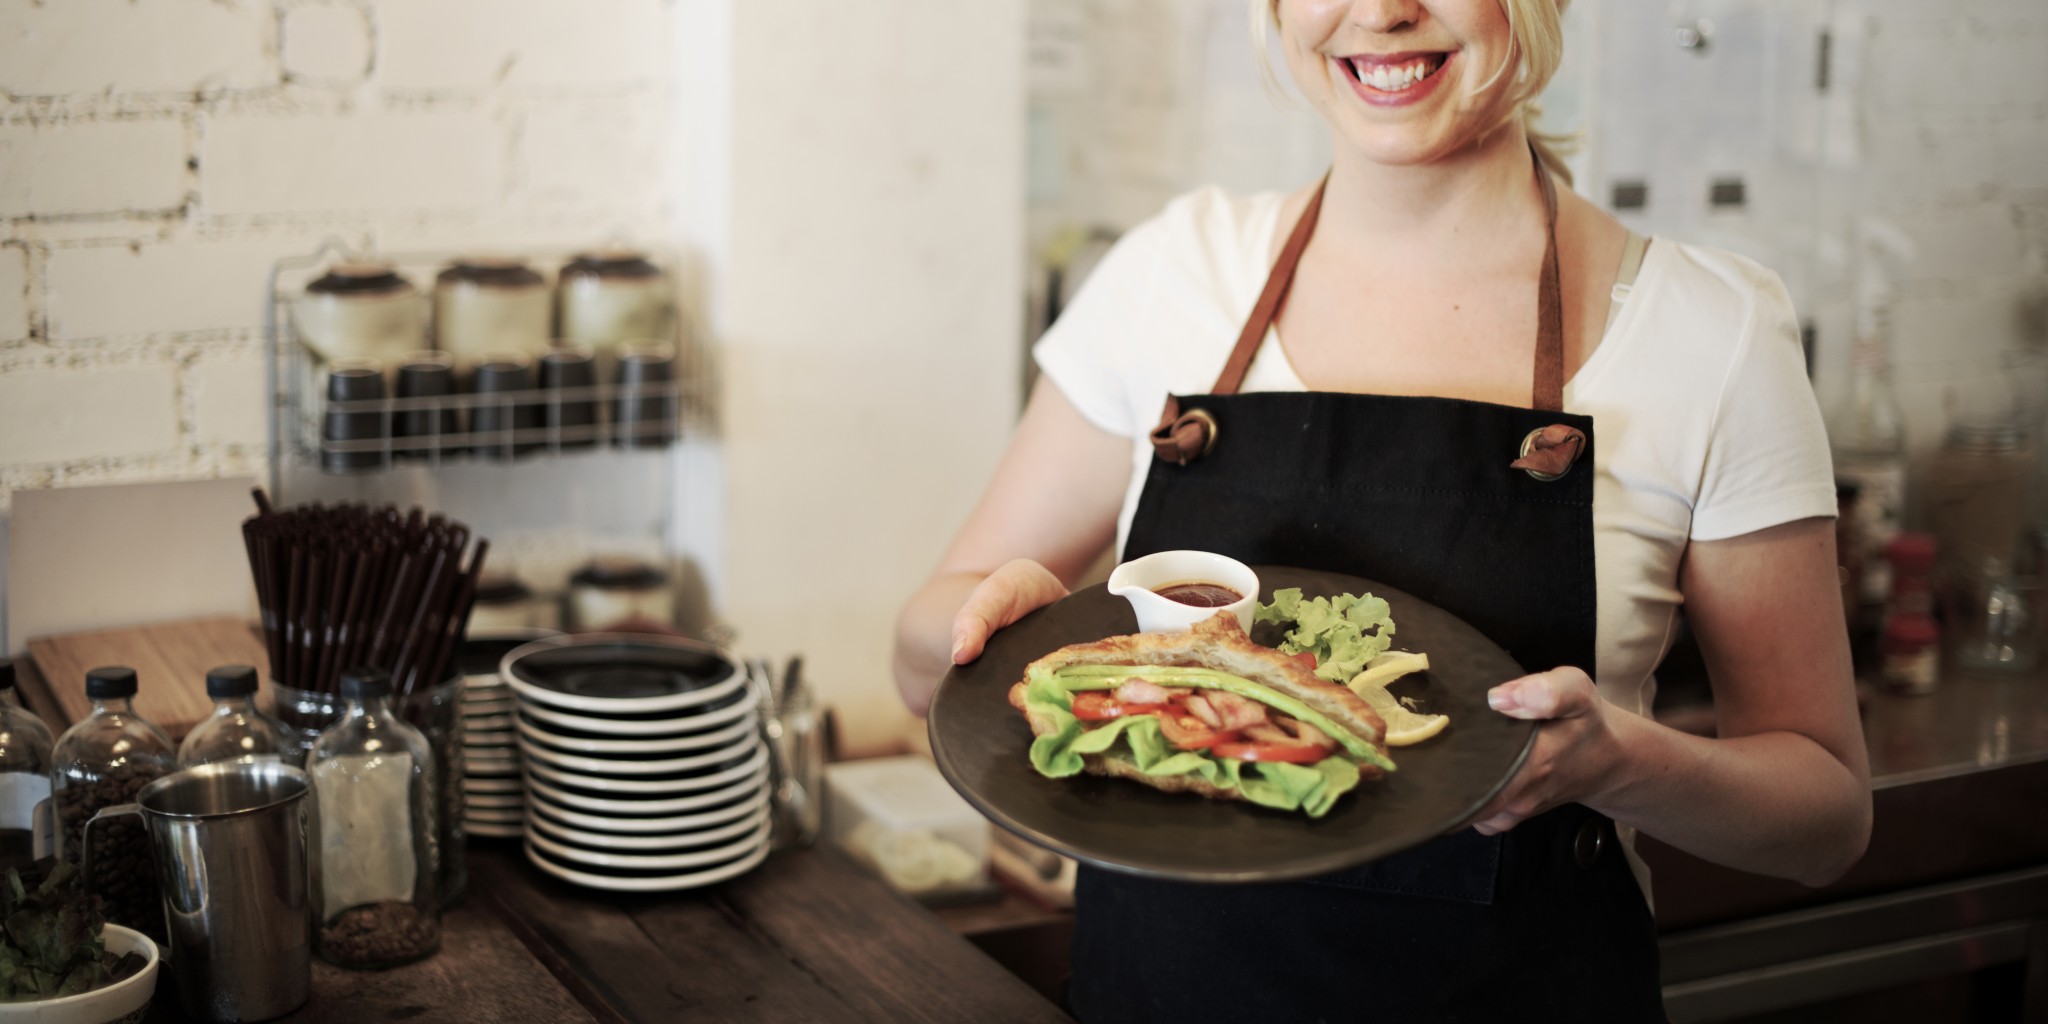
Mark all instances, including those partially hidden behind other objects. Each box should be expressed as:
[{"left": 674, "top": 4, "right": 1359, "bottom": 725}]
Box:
[
  {"left": 1149, "top": 176, "right": 1327, "bottom": 464},
  {"left": 1530, "top": 161, "right": 1565, "bottom": 413}
]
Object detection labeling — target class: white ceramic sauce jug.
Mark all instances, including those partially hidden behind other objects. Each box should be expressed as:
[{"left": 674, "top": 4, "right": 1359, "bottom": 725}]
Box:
[{"left": 1107, "top": 550, "right": 1260, "bottom": 634}]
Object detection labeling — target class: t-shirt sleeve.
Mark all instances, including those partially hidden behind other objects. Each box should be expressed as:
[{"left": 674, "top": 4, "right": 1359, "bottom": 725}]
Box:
[
  {"left": 1030, "top": 220, "right": 1165, "bottom": 440},
  {"left": 1688, "top": 270, "right": 1839, "bottom": 541}
]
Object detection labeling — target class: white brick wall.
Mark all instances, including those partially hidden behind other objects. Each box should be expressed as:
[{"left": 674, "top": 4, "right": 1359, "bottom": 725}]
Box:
[
  {"left": 0, "top": 247, "right": 26, "bottom": 344},
  {"left": 279, "top": 3, "right": 373, "bottom": 86},
  {"left": 0, "top": 0, "right": 273, "bottom": 97},
  {"left": 0, "top": 364, "right": 179, "bottom": 465},
  {"left": 1, "top": 0, "right": 677, "bottom": 524},
  {"left": 185, "top": 349, "right": 269, "bottom": 447},
  {"left": 44, "top": 240, "right": 292, "bottom": 340},
  {"left": 0, "top": 121, "right": 189, "bottom": 217},
  {"left": 201, "top": 110, "right": 508, "bottom": 216},
  {"left": 374, "top": 0, "right": 666, "bottom": 93}
]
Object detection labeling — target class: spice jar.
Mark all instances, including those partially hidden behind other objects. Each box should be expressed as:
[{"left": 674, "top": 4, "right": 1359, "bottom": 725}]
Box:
[
  {"left": 309, "top": 669, "right": 441, "bottom": 969},
  {"left": 293, "top": 263, "right": 427, "bottom": 368},
  {"left": 178, "top": 665, "right": 293, "bottom": 768},
  {"left": 51, "top": 667, "right": 177, "bottom": 943},
  {"left": 468, "top": 574, "right": 545, "bottom": 633},
  {"left": 433, "top": 257, "right": 551, "bottom": 366},
  {"left": 558, "top": 250, "right": 675, "bottom": 369},
  {"left": 1879, "top": 534, "right": 1941, "bottom": 695},
  {"left": 567, "top": 557, "right": 675, "bottom": 631},
  {"left": 0, "top": 660, "right": 54, "bottom": 876}
]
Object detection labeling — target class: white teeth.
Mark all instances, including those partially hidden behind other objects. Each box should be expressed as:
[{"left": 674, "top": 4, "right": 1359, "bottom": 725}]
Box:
[{"left": 1352, "top": 58, "right": 1431, "bottom": 92}]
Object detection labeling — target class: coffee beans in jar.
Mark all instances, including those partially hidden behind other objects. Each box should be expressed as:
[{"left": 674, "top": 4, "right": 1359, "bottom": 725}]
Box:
[
  {"left": 54, "top": 765, "right": 167, "bottom": 937},
  {"left": 319, "top": 900, "right": 441, "bottom": 968},
  {"left": 50, "top": 668, "right": 178, "bottom": 944}
]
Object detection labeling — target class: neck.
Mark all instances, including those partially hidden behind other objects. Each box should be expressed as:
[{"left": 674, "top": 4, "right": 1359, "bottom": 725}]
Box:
[{"left": 1316, "top": 123, "right": 1540, "bottom": 247}]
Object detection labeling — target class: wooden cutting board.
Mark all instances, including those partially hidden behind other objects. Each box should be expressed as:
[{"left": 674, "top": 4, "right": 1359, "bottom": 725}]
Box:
[{"left": 27, "top": 616, "right": 269, "bottom": 741}]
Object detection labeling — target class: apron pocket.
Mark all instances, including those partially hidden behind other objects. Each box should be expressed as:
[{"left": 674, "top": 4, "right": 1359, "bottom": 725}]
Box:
[{"left": 1301, "top": 827, "right": 1501, "bottom": 905}]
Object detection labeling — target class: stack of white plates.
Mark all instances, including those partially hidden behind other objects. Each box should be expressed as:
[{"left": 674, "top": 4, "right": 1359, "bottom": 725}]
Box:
[
  {"left": 502, "top": 635, "right": 771, "bottom": 892},
  {"left": 458, "top": 631, "right": 564, "bottom": 839}
]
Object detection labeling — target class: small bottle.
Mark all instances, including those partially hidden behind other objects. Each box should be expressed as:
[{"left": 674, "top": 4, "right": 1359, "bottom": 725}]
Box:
[
  {"left": 310, "top": 668, "right": 440, "bottom": 969},
  {"left": 1879, "top": 534, "right": 1942, "bottom": 695},
  {"left": 51, "top": 667, "right": 177, "bottom": 942},
  {"left": 0, "top": 660, "right": 55, "bottom": 875},
  {"left": 1827, "top": 290, "right": 1908, "bottom": 628},
  {"left": 178, "top": 665, "right": 292, "bottom": 768}
]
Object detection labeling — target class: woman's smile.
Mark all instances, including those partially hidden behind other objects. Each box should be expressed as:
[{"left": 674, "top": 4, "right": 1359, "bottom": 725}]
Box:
[{"left": 1333, "top": 49, "right": 1456, "bottom": 107}]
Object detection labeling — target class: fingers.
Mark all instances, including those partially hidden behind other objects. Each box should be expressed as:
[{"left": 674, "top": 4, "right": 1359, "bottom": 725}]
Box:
[
  {"left": 949, "top": 560, "right": 1069, "bottom": 664},
  {"left": 1487, "top": 666, "right": 1596, "bottom": 720}
]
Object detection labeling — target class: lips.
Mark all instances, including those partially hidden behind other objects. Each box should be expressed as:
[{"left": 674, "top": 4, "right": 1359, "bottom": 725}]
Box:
[{"left": 1338, "top": 51, "right": 1452, "bottom": 96}]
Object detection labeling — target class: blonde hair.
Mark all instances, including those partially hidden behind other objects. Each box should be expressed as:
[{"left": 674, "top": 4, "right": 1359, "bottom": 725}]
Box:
[{"left": 1251, "top": 0, "right": 1577, "bottom": 185}]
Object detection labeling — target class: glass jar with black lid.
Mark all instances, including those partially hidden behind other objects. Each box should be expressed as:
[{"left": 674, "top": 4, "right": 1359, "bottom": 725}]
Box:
[{"left": 50, "top": 667, "right": 177, "bottom": 943}]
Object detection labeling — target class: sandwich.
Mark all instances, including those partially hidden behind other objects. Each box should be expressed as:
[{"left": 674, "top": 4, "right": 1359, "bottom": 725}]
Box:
[{"left": 1009, "top": 613, "right": 1395, "bottom": 818}]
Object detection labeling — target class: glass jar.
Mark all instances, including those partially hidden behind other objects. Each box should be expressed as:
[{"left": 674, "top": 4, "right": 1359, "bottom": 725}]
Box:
[
  {"left": 179, "top": 665, "right": 294, "bottom": 768},
  {"left": 558, "top": 250, "right": 674, "bottom": 373},
  {"left": 0, "top": 659, "right": 54, "bottom": 876},
  {"left": 433, "top": 257, "right": 551, "bottom": 366},
  {"left": 309, "top": 669, "right": 441, "bottom": 969},
  {"left": 50, "top": 667, "right": 177, "bottom": 943},
  {"left": 1926, "top": 418, "right": 2035, "bottom": 576},
  {"left": 284, "top": 675, "right": 466, "bottom": 910},
  {"left": 293, "top": 262, "right": 427, "bottom": 368}
]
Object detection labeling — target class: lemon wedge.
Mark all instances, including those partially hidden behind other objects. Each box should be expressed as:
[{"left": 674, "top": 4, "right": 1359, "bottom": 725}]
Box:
[{"left": 1348, "top": 653, "right": 1449, "bottom": 746}]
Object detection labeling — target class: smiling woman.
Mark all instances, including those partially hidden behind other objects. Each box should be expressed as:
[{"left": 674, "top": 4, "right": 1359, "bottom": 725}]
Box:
[{"left": 895, "top": 0, "right": 1869, "bottom": 1020}]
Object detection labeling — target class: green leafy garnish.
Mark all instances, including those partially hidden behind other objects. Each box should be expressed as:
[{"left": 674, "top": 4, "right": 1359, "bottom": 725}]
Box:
[
  {"left": 0, "top": 863, "right": 144, "bottom": 1002},
  {"left": 1254, "top": 587, "right": 1395, "bottom": 683}
]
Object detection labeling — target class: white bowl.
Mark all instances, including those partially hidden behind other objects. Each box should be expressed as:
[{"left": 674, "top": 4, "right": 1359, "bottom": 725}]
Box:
[
  {"left": 1107, "top": 549, "right": 1260, "bottom": 634},
  {"left": 515, "top": 712, "right": 757, "bottom": 756},
  {"left": 516, "top": 684, "right": 759, "bottom": 737},
  {"left": 0, "top": 924, "right": 159, "bottom": 1024},
  {"left": 528, "top": 804, "right": 770, "bottom": 852},
  {"left": 527, "top": 817, "right": 771, "bottom": 871},
  {"left": 467, "top": 819, "right": 524, "bottom": 838},
  {"left": 524, "top": 836, "right": 768, "bottom": 893},
  {"left": 523, "top": 744, "right": 768, "bottom": 795},
  {"left": 466, "top": 792, "right": 524, "bottom": 809},
  {"left": 465, "top": 775, "right": 524, "bottom": 794},
  {"left": 526, "top": 783, "right": 768, "bottom": 835},
  {"left": 516, "top": 731, "right": 760, "bottom": 777},
  {"left": 525, "top": 767, "right": 766, "bottom": 816}
]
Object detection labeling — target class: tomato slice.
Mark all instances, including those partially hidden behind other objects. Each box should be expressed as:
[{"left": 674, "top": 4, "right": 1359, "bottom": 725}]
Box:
[
  {"left": 1156, "top": 713, "right": 1233, "bottom": 750},
  {"left": 1211, "top": 741, "right": 1327, "bottom": 764},
  {"left": 1071, "top": 692, "right": 1168, "bottom": 722},
  {"left": 1291, "top": 651, "right": 1318, "bottom": 671}
]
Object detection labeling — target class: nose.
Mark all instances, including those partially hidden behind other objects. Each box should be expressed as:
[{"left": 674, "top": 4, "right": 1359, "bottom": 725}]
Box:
[{"left": 1347, "top": 0, "right": 1422, "bottom": 34}]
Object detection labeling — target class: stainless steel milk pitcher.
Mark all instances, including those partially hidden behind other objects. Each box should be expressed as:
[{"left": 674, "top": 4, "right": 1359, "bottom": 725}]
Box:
[{"left": 85, "top": 760, "right": 316, "bottom": 1023}]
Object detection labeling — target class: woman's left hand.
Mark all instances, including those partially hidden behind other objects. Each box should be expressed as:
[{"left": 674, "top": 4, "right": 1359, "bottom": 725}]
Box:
[{"left": 1466, "top": 667, "right": 1623, "bottom": 836}]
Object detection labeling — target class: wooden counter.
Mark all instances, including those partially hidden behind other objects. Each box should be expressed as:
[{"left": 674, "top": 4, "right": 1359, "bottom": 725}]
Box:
[{"left": 146, "top": 842, "right": 1071, "bottom": 1023}]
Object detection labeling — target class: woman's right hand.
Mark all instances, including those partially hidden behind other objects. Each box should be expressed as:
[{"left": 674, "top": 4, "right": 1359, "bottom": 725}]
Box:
[{"left": 949, "top": 559, "right": 1071, "bottom": 665}]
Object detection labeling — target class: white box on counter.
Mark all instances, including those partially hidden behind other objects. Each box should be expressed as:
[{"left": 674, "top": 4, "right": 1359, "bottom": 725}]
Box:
[{"left": 824, "top": 755, "right": 990, "bottom": 899}]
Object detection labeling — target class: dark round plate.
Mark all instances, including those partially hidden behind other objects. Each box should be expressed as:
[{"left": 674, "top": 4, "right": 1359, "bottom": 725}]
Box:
[{"left": 927, "top": 566, "right": 1534, "bottom": 884}]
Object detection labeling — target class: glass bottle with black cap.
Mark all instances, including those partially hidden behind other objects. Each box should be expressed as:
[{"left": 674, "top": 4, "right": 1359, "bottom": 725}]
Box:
[
  {"left": 178, "top": 665, "right": 294, "bottom": 769},
  {"left": 0, "top": 659, "right": 54, "bottom": 875},
  {"left": 50, "top": 666, "right": 176, "bottom": 942},
  {"left": 308, "top": 667, "right": 441, "bottom": 969}
]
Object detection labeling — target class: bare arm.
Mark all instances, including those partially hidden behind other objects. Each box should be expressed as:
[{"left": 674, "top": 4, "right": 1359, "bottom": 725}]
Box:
[
  {"left": 892, "top": 377, "right": 1133, "bottom": 715},
  {"left": 1476, "top": 518, "right": 1872, "bottom": 886}
]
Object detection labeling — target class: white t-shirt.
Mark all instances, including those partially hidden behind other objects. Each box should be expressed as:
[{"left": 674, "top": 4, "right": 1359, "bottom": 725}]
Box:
[{"left": 1034, "top": 186, "right": 1839, "bottom": 718}]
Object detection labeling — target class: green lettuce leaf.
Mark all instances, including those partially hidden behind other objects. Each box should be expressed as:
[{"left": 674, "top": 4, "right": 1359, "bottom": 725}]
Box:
[{"left": 1255, "top": 587, "right": 1396, "bottom": 682}]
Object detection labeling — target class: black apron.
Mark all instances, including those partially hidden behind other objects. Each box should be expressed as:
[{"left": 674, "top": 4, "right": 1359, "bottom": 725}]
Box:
[{"left": 1067, "top": 153, "right": 1664, "bottom": 1023}]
